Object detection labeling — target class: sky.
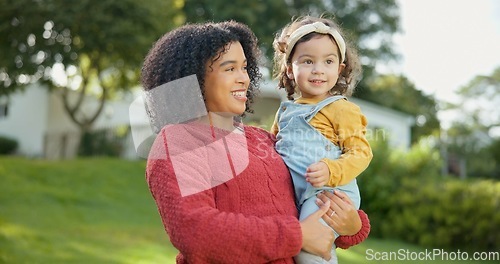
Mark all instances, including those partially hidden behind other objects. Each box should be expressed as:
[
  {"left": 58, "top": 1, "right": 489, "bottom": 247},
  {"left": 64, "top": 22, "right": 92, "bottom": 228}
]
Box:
[{"left": 389, "top": 0, "right": 500, "bottom": 103}]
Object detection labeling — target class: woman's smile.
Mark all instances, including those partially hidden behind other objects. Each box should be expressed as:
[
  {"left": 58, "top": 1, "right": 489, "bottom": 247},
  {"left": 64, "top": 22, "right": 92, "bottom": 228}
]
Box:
[{"left": 231, "top": 90, "right": 247, "bottom": 101}]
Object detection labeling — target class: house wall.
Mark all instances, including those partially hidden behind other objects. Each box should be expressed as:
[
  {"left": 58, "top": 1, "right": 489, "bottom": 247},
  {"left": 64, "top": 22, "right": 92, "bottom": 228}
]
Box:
[
  {"left": 46, "top": 91, "right": 136, "bottom": 133},
  {"left": 44, "top": 90, "right": 140, "bottom": 159},
  {"left": 350, "top": 98, "right": 414, "bottom": 149},
  {"left": 0, "top": 85, "right": 49, "bottom": 157}
]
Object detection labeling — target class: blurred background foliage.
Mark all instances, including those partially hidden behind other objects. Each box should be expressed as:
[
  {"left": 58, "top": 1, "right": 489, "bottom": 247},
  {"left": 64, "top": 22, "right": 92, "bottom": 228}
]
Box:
[
  {"left": 0, "top": 0, "right": 499, "bottom": 262},
  {"left": 1, "top": 0, "right": 440, "bottom": 141},
  {"left": 359, "top": 138, "right": 500, "bottom": 252}
]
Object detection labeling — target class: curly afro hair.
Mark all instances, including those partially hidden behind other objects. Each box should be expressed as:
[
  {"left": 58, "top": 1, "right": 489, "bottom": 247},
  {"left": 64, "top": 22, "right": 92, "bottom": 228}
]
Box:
[{"left": 141, "top": 21, "right": 262, "bottom": 115}]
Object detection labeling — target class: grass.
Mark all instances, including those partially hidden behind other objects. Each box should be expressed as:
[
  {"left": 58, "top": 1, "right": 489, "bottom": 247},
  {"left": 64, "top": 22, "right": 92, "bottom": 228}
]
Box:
[
  {"left": 0, "top": 157, "right": 177, "bottom": 264},
  {"left": 0, "top": 157, "right": 496, "bottom": 263}
]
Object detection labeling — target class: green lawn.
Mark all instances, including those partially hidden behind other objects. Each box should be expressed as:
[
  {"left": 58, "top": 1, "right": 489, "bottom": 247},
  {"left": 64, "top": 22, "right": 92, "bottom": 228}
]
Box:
[{"left": 0, "top": 157, "right": 496, "bottom": 263}]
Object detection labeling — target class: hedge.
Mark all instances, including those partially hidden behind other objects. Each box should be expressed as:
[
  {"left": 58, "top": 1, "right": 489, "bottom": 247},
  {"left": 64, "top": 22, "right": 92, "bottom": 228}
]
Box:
[
  {"left": 359, "top": 139, "right": 499, "bottom": 251},
  {"left": 0, "top": 135, "right": 18, "bottom": 155}
]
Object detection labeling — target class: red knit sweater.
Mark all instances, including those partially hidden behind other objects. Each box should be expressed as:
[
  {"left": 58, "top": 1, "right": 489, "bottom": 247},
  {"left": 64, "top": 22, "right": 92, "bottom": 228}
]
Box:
[{"left": 146, "top": 124, "right": 369, "bottom": 263}]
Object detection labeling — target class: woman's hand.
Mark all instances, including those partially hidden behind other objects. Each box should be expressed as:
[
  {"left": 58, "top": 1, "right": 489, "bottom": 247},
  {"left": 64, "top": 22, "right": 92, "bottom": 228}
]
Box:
[
  {"left": 316, "top": 190, "right": 361, "bottom": 236},
  {"left": 299, "top": 200, "right": 335, "bottom": 260}
]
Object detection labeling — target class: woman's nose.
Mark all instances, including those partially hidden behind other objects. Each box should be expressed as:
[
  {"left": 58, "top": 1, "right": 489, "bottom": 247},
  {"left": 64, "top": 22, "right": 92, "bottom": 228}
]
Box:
[{"left": 237, "top": 70, "right": 250, "bottom": 84}]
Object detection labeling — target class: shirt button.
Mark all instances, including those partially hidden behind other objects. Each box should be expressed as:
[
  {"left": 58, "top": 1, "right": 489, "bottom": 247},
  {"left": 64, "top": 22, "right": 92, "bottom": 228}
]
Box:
[
  {"left": 325, "top": 145, "right": 331, "bottom": 151},
  {"left": 282, "top": 106, "right": 287, "bottom": 111}
]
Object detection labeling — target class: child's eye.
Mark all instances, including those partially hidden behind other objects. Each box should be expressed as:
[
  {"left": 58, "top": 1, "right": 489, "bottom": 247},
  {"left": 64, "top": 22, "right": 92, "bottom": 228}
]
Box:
[
  {"left": 304, "top": 59, "right": 313, "bottom": 64},
  {"left": 326, "top": 59, "right": 334, "bottom": 64}
]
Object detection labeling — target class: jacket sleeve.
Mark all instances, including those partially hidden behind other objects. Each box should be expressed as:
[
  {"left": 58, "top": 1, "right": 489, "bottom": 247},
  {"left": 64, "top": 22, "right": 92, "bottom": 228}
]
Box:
[
  {"left": 322, "top": 100, "right": 373, "bottom": 187},
  {"left": 335, "top": 210, "right": 370, "bottom": 249},
  {"left": 146, "top": 131, "right": 302, "bottom": 263}
]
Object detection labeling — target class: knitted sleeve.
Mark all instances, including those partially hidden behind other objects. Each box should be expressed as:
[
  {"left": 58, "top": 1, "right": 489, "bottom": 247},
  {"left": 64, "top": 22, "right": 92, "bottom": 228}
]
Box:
[
  {"left": 335, "top": 210, "right": 371, "bottom": 249},
  {"left": 146, "top": 129, "right": 302, "bottom": 263}
]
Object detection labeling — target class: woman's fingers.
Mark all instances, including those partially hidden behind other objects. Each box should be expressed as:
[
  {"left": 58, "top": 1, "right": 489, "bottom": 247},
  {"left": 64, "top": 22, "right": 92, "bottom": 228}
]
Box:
[
  {"left": 300, "top": 200, "right": 334, "bottom": 259},
  {"left": 334, "top": 190, "right": 354, "bottom": 206},
  {"left": 316, "top": 194, "right": 339, "bottom": 226},
  {"left": 317, "top": 191, "right": 345, "bottom": 211},
  {"left": 316, "top": 190, "right": 362, "bottom": 236}
]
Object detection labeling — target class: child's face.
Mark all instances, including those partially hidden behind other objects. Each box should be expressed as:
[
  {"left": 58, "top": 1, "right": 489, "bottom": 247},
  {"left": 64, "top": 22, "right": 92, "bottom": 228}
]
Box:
[
  {"left": 204, "top": 41, "right": 250, "bottom": 116},
  {"left": 287, "top": 35, "right": 345, "bottom": 100}
]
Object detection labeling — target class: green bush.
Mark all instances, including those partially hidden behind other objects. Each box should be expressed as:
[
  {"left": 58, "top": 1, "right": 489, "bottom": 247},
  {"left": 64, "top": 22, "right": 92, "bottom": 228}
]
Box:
[
  {"left": 359, "top": 138, "right": 442, "bottom": 235},
  {"left": 78, "top": 126, "right": 130, "bottom": 157},
  {"left": 386, "top": 179, "right": 500, "bottom": 251},
  {"left": 359, "top": 138, "right": 500, "bottom": 251},
  {"left": 0, "top": 135, "right": 18, "bottom": 155}
]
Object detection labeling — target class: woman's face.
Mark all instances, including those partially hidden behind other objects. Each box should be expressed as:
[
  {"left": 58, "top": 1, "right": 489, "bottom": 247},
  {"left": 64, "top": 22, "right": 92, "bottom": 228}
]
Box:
[{"left": 204, "top": 41, "right": 250, "bottom": 116}]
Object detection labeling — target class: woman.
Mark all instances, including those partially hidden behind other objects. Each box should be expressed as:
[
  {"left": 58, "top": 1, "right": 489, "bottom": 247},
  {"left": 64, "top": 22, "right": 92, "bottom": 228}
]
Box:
[{"left": 141, "top": 21, "right": 370, "bottom": 263}]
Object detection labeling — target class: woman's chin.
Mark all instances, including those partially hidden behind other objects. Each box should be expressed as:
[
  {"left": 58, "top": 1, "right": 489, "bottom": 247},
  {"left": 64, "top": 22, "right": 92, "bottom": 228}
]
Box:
[{"left": 211, "top": 111, "right": 244, "bottom": 118}]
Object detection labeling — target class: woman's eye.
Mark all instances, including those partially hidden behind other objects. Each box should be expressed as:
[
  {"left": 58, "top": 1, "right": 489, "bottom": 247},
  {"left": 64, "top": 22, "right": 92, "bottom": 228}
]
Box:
[
  {"left": 304, "top": 60, "right": 313, "bottom": 64},
  {"left": 242, "top": 66, "right": 248, "bottom": 71},
  {"left": 226, "top": 67, "right": 235, "bottom": 72}
]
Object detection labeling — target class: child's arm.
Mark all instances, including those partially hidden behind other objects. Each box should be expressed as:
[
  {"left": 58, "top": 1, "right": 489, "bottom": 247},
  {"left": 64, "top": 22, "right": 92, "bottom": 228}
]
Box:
[{"left": 322, "top": 100, "right": 373, "bottom": 187}]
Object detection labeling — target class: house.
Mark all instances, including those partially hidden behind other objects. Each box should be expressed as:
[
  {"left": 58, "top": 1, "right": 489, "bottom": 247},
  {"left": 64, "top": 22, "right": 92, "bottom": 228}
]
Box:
[
  {"left": 0, "top": 84, "right": 136, "bottom": 159},
  {"left": 0, "top": 81, "right": 414, "bottom": 159}
]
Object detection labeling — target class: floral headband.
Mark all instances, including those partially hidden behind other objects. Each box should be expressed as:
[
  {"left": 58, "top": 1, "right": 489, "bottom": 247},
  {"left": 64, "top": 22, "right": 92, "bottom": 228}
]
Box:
[{"left": 285, "top": 22, "right": 346, "bottom": 63}]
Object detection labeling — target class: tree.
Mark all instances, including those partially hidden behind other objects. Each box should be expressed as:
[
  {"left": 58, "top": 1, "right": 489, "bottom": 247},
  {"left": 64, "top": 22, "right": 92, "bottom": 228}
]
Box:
[
  {"left": 365, "top": 74, "right": 440, "bottom": 142},
  {"left": 181, "top": 0, "right": 447, "bottom": 143},
  {"left": 487, "top": 138, "right": 500, "bottom": 178},
  {"left": 444, "top": 122, "right": 496, "bottom": 179},
  {"left": 0, "top": 0, "right": 177, "bottom": 133},
  {"left": 442, "top": 66, "right": 500, "bottom": 179},
  {"left": 454, "top": 66, "right": 500, "bottom": 132},
  {"left": 181, "top": 0, "right": 420, "bottom": 132},
  {"left": 181, "top": 0, "right": 401, "bottom": 72}
]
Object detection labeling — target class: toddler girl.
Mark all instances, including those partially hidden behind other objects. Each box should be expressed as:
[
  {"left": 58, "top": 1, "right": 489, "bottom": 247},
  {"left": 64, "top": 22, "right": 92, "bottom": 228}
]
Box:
[{"left": 271, "top": 16, "right": 373, "bottom": 264}]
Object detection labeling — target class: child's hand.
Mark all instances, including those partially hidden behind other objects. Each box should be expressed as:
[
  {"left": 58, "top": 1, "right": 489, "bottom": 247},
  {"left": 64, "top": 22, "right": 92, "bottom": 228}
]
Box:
[{"left": 306, "top": 161, "right": 330, "bottom": 187}]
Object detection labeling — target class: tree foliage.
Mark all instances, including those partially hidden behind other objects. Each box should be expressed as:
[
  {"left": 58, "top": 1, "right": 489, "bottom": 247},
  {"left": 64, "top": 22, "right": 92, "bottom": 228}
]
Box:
[
  {"left": 2, "top": 0, "right": 443, "bottom": 147},
  {"left": 0, "top": 0, "right": 176, "bottom": 131},
  {"left": 180, "top": 0, "right": 441, "bottom": 142},
  {"left": 181, "top": 0, "right": 400, "bottom": 71},
  {"left": 454, "top": 66, "right": 500, "bottom": 131},
  {"left": 365, "top": 74, "right": 440, "bottom": 142},
  {"left": 445, "top": 122, "right": 497, "bottom": 179},
  {"left": 2, "top": 0, "right": 402, "bottom": 119},
  {"left": 442, "top": 66, "right": 500, "bottom": 179}
]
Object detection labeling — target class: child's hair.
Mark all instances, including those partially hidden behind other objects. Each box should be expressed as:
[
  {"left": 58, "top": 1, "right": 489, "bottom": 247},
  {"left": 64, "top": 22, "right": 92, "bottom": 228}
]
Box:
[
  {"left": 141, "top": 21, "right": 262, "bottom": 115},
  {"left": 273, "top": 15, "right": 362, "bottom": 100}
]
